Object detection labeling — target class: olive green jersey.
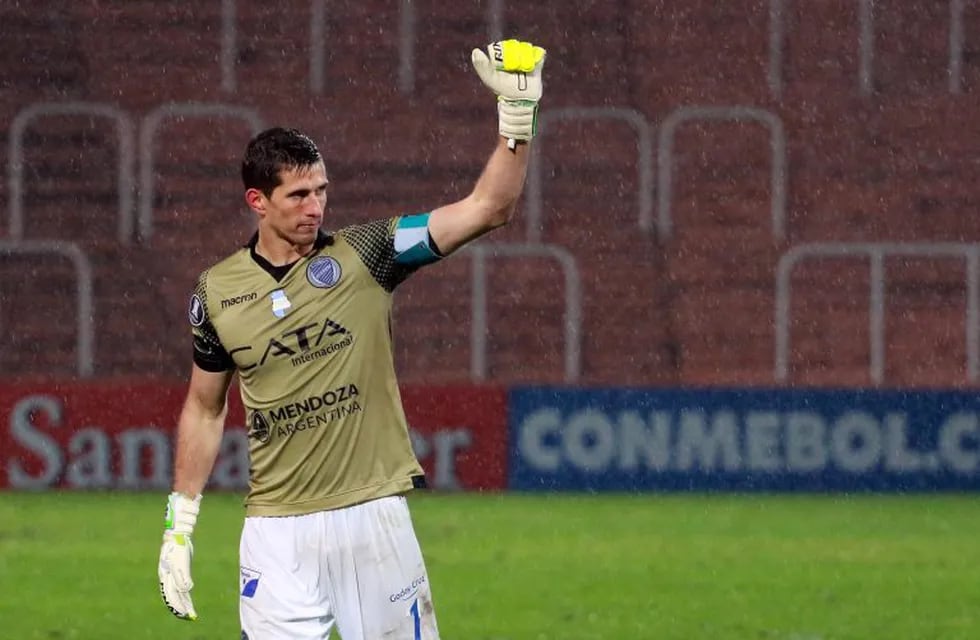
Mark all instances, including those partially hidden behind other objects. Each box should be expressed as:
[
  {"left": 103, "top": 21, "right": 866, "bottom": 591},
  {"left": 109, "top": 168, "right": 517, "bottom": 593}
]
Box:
[{"left": 188, "top": 216, "right": 441, "bottom": 516}]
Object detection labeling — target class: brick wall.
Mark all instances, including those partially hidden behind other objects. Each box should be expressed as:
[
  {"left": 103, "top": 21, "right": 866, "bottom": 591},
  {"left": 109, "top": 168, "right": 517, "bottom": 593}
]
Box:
[{"left": 3, "top": 0, "right": 980, "bottom": 388}]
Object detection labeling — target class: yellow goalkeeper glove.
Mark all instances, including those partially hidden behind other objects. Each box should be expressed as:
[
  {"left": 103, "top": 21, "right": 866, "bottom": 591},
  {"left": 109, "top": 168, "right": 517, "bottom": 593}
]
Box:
[{"left": 471, "top": 39, "right": 546, "bottom": 146}]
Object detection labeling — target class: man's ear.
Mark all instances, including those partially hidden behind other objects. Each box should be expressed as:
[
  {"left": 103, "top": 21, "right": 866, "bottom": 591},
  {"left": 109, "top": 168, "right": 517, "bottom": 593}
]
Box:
[{"left": 245, "top": 188, "right": 266, "bottom": 216}]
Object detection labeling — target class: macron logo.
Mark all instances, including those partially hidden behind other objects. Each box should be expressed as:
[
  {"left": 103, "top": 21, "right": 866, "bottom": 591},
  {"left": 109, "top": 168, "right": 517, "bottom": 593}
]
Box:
[{"left": 221, "top": 292, "right": 258, "bottom": 309}]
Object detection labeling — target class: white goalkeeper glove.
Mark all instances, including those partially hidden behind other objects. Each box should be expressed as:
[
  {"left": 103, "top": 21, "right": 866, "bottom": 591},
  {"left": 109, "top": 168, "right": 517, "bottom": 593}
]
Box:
[
  {"left": 471, "top": 39, "right": 546, "bottom": 147},
  {"left": 158, "top": 492, "right": 201, "bottom": 621}
]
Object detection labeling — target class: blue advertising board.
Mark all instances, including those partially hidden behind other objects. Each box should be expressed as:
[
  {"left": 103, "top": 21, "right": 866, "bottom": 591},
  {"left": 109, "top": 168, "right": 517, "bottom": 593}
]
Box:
[{"left": 508, "top": 387, "right": 980, "bottom": 491}]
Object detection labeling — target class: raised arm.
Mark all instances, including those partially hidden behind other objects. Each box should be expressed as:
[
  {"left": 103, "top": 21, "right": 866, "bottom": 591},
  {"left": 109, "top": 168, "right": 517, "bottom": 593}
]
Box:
[
  {"left": 428, "top": 39, "right": 546, "bottom": 255},
  {"left": 428, "top": 138, "right": 530, "bottom": 254}
]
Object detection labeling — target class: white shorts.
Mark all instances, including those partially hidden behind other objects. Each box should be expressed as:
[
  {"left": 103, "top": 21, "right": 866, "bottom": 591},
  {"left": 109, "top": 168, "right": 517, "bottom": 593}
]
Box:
[{"left": 239, "top": 495, "right": 440, "bottom": 640}]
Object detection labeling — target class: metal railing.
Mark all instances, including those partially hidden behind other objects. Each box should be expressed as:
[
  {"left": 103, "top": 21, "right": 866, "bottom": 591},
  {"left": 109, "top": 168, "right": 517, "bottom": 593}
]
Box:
[
  {"left": 221, "top": 0, "right": 237, "bottom": 92},
  {"left": 487, "top": 0, "right": 505, "bottom": 41},
  {"left": 769, "top": 0, "right": 875, "bottom": 97},
  {"left": 526, "top": 107, "right": 653, "bottom": 242},
  {"left": 310, "top": 0, "right": 328, "bottom": 93},
  {"left": 657, "top": 106, "right": 787, "bottom": 241},
  {"left": 950, "top": 0, "right": 976, "bottom": 93},
  {"left": 467, "top": 243, "right": 582, "bottom": 382},
  {"left": 137, "top": 102, "right": 263, "bottom": 241},
  {"left": 775, "top": 242, "right": 980, "bottom": 385},
  {"left": 8, "top": 102, "right": 136, "bottom": 245},
  {"left": 0, "top": 240, "right": 95, "bottom": 377},
  {"left": 221, "top": 0, "right": 508, "bottom": 94},
  {"left": 772, "top": 0, "right": 979, "bottom": 95}
]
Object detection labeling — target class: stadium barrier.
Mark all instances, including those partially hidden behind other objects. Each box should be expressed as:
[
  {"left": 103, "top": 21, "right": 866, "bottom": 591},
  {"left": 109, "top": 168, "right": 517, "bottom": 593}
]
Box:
[
  {"left": 3, "top": 383, "right": 978, "bottom": 492},
  {"left": 508, "top": 387, "right": 980, "bottom": 491},
  {"left": 0, "top": 382, "right": 506, "bottom": 491}
]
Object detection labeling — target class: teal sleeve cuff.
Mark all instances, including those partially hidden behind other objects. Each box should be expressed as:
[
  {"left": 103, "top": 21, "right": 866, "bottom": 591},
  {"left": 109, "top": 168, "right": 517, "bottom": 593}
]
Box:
[{"left": 394, "top": 213, "right": 443, "bottom": 267}]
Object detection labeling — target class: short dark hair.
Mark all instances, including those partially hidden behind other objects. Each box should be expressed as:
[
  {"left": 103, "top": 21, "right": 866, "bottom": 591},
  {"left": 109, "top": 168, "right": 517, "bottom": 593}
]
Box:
[{"left": 241, "top": 127, "right": 322, "bottom": 196}]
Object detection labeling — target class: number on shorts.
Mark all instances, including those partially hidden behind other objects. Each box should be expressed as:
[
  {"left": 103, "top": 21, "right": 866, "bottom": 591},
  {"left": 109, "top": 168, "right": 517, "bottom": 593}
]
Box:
[{"left": 410, "top": 598, "right": 421, "bottom": 640}]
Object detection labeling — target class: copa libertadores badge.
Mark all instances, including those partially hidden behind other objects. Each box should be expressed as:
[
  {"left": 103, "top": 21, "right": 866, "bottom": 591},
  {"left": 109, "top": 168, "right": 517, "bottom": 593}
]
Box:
[
  {"left": 188, "top": 294, "right": 205, "bottom": 326},
  {"left": 307, "top": 256, "right": 342, "bottom": 288}
]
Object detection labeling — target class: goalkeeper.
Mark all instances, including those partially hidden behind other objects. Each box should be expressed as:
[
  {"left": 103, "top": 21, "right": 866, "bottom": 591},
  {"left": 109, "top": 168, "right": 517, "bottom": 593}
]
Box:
[{"left": 157, "top": 39, "right": 545, "bottom": 639}]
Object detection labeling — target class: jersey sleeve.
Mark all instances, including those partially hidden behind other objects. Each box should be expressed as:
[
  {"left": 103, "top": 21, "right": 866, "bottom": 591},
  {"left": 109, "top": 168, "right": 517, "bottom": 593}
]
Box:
[
  {"left": 339, "top": 214, "right": 443, "bottom": 292},
  {"left": 188, "top": 270, "right": 235, "bottom": 372}
]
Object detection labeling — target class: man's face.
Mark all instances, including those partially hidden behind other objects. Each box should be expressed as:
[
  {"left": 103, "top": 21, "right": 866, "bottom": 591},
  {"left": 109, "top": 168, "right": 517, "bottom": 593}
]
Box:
[{"left": 250, "top": 161, "right": 329, "bottom": 246}]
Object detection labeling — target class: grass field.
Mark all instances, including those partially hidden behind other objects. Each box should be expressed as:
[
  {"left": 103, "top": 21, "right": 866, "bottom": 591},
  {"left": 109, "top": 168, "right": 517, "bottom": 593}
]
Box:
[{"left": 0, "top": 491, "right": 978, "bottom": 639}]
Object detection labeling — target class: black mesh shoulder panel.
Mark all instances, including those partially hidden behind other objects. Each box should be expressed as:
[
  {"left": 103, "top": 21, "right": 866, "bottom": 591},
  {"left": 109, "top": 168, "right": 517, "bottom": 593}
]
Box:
[
  {"left": 191, "top": 269, "right": 235, "bottom": 371},
  {"left": 339, "top": 218, "right": 418, "bottom": 292}
]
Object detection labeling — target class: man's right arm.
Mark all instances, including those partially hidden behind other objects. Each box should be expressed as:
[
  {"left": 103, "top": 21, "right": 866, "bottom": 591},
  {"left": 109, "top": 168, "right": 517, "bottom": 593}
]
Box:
[
  {"left": 159, "top": 363, "right": 234, "bottom": 621},
  {"left": 173, "top": 364, "right": 235, "bottom": 497}
]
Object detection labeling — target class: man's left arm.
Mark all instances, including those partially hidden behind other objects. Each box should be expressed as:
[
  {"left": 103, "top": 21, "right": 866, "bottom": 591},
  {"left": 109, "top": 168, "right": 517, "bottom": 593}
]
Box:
[
  {"left": 428, "top": 39, "right": 546, "bottom": 256},
  {"left": 428, "top": 138, "right": 530, "bottom": 255}
]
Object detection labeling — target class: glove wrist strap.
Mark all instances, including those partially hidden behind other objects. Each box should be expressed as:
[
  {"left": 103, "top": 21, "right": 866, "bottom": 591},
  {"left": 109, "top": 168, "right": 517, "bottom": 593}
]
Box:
[
  {"left": 498, "top": 99, "right": 539, "bottom": 143},
  {"left": 165, "top": 492, "right": 202, "bottom": 535}
]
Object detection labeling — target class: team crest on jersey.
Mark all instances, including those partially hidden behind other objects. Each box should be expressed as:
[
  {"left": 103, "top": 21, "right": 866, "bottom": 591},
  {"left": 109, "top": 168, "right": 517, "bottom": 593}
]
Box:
[
  {"left": 269, "top": 289, "right": 291, "bottom": 318},
  {"left": 307, "top": 256, "right": 342, "bottom": 288},
  {"left": 188, "top": 295, "right": 205, "bottom": 327},
  {"left": 249, "top": 411, "right": 271, "bottom": 444}
]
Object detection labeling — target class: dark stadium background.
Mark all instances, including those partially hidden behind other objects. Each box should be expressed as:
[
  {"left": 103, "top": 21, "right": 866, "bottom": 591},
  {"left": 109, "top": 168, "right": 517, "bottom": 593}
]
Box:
[{"left": 2, "top": 3, "right": 980, "bottom": 638}]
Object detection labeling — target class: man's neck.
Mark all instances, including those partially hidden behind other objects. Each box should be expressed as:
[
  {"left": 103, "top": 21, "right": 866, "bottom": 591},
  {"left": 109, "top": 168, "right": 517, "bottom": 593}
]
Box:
[{"left": 254, "top": 232, "right": 313, "bottom": 267}]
